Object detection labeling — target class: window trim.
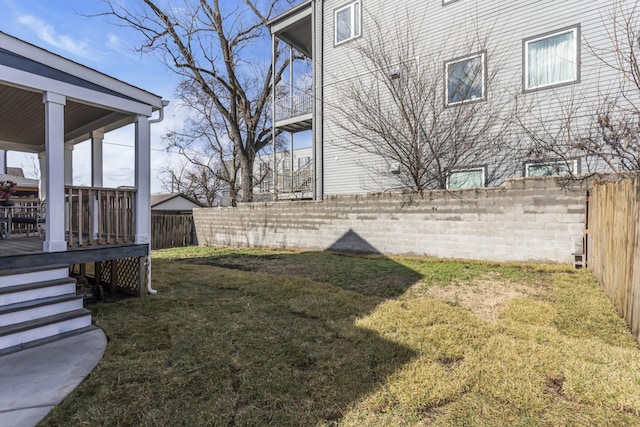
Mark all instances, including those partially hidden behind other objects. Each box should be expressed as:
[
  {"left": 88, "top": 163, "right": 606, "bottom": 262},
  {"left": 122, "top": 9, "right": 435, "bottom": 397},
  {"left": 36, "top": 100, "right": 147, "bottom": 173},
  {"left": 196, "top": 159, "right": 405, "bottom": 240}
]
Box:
[
  {"left": 334, "top": 1, "right": 361, "bottom": 46},
  {"left": 444, "top": 51, "right": 487, "bottom": 106},
  {"left": 524, "top": 159, "right": 579, "bottom": 177},
  {"left": 446, "top": 167, "right": 486, "bottom": 189},
  {"left": 523, "top": 25, "right": 580, "bottom": 92}
]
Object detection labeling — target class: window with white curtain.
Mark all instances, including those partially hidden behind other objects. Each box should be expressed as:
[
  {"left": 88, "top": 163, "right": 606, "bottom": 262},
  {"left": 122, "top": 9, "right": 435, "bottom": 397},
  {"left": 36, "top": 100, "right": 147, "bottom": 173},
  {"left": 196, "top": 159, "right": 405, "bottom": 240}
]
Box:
[
  {"left": 335, "top": 1, "right": 361, "bottom": 45},
  {"left": 447, "top": 168, "right": 485, "bottom": 189},
  {"left": 445, "top": 52, "right": 485, "bottom": 105},
  {"left": 525, "top": 27, "right": 579, "bottom": 90}
]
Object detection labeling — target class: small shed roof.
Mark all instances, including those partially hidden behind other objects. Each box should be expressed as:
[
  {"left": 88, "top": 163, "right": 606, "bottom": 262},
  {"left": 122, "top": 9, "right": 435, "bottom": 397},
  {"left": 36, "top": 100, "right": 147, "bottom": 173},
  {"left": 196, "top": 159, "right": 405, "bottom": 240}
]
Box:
[{"left": 151, "top": 193, "right": 203, "bottom": 210}]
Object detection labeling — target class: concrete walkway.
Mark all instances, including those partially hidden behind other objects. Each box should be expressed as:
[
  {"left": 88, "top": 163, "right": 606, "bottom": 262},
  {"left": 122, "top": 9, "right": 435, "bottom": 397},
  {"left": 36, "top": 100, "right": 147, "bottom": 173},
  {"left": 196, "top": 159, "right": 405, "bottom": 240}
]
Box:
[{"left": 0, "top": 328, "right": 107, "bottom": 427}]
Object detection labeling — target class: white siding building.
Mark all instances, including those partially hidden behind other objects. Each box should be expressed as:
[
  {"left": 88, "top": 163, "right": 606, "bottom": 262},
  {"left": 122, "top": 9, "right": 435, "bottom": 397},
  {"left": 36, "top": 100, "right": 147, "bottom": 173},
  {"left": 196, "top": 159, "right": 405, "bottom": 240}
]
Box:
[{"left": 270, "top": 0, "right": 636, "bottom": 198}]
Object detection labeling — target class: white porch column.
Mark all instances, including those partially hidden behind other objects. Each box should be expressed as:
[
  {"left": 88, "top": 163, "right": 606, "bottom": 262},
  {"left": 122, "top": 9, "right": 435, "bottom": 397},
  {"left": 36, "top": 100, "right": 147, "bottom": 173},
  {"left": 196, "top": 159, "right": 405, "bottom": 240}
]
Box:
[
  {"left": 91, "top": 130, "right": 104, "bottom": 187},
  {"left": 42, "top": 92, "right": 67, "bottom": 252},
  {"left": 134, "top": 115, "right": 151, "bottom": 245},
  {"left": 90, "top": 130, "right": 104, "bottom": 238},
  {"left": 38, "top": 152, "right": 46, "bottom": 200},
  {"left": 0, "top": 150, "right": 6, "bottom": 174},
  {"left": 63, "top": 145, "right": 73, "bottom": 234},
  {"left": 64, "top": 145, "right": 73, "bottom": 186}
]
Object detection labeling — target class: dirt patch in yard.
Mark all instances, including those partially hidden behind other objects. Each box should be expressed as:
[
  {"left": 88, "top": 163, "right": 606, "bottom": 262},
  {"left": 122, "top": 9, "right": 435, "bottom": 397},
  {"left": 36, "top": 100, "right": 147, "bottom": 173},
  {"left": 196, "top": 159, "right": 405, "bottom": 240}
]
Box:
[{"left": 419, "top": 273, "right": 550, "bottom": 322}]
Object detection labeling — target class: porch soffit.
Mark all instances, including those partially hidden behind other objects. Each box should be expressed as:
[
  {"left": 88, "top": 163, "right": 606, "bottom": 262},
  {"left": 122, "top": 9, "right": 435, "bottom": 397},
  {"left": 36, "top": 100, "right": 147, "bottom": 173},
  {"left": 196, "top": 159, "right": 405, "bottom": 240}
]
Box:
[
  {"left": 270, "top": 1, "right": 312, "bottom": 58},
  {"left": 0, "top": 83, "right": 127, "bottom": 152}
]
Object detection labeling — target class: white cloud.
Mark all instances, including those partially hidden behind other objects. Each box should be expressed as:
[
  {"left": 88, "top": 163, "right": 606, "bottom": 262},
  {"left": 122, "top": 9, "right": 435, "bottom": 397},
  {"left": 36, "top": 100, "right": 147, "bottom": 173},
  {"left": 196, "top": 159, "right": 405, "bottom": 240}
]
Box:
[
  {"left": 104, "top": 32, "right": 141, "bottom": 61},
  {"left": 17, "top": 14, "right": 92, "bottom": 58},
  {"left": 106, "top": 33, "right": 120, "bottom": 50}
]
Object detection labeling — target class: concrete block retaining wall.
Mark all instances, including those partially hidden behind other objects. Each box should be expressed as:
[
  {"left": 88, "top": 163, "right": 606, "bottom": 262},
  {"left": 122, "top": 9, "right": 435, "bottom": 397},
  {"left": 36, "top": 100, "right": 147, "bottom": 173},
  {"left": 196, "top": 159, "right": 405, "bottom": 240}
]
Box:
[{"left": 193, "top": 177, "right": 587, "bottom": 263}]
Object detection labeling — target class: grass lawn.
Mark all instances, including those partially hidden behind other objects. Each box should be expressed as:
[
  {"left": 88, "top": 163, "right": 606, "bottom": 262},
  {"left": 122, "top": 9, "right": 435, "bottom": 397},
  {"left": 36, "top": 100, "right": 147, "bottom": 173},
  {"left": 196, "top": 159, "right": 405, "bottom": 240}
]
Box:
[{"left": 42, "top": 247, "right": 640, "bottom": 426}]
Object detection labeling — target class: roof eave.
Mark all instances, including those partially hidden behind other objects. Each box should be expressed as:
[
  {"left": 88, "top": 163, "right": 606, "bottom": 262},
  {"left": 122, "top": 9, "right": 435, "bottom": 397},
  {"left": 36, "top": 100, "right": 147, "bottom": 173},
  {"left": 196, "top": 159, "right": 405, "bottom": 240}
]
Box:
[{"left": 0, "top": 32, "right": 164, "bottom": 110}]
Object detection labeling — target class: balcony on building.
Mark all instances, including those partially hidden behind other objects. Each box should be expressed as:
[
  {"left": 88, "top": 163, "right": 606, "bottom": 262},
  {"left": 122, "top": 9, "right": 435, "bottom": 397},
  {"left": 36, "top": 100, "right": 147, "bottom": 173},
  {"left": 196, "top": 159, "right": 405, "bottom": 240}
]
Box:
[{"left": 270, "top": 0, "right": 313, "bottom": 133}]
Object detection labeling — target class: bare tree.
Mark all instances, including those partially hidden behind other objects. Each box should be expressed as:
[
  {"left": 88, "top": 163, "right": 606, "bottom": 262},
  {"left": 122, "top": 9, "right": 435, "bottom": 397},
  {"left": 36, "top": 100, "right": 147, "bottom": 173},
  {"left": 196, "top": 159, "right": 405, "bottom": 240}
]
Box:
[
  {"left": 520, "top": 1, "right": 640, "bottom": 177},
  {"left": 160, "top": 159, "right": 223, "bottom": 207},
  {"left": 98, "top": 0, "right": 298, "bottom": 203},
  {"left": 576, "top": 1, "right": 640, "bottom": 174},
  {"left": 165, "top": 80, "right": 242, "bottom": 206},
  {"left": 513, "top": 87, "right": 588, "bottom": 177},
  {"left": 329, "top": 13, "right": 521, "bottom": 191}
]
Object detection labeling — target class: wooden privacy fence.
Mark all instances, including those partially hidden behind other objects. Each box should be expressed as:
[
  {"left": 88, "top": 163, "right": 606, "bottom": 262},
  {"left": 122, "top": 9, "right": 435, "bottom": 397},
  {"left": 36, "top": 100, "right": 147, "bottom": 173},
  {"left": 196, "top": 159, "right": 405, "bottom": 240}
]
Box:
[
  {"left": 151, "top": 213, "right": 194, "bottom": 250},
  {"left": 589, "top": 177, "right": 640, "bottom": 344}
]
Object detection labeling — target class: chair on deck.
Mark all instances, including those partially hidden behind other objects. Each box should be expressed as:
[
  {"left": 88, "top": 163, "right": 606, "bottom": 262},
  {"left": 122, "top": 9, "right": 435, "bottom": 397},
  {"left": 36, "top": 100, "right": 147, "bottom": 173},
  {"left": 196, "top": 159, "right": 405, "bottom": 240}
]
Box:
[
  {"left": 0, "top": 218, "right": 8, "bottom": 239},
  {"left": 11, "top": 201, "right": 45, "bottom": 238}
]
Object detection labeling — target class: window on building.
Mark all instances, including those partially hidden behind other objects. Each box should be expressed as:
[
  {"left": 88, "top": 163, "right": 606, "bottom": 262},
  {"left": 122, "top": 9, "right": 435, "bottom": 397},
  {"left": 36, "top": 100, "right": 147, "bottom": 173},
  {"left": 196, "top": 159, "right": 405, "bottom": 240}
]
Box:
[
  {"left": 524, "top": 27, "right": 579, "bottom": 90},
  {"left": 445, "top": 52, "right": 485, "bottom": 105},
  {"left": 525, "top": 160, "right": 577, "bottom": 177},
  {"left": 447, "top": 168, "right": 485, "bottom": 189},
  {"left": 335, "top": 1, "right": 361, "bottom": 45}
]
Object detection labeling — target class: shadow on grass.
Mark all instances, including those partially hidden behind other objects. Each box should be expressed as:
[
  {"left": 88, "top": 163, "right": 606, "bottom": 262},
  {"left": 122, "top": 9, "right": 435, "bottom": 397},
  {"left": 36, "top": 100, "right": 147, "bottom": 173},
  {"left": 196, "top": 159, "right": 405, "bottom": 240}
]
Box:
[
  {"left": 44, "top": 232, "right": 423, "bottom": 426},
  {"left": 153, "top": 232, "right": 423, "bottom": 424},
  {"left": 175, "top": 230, "right": 422, "bottom": 299}
]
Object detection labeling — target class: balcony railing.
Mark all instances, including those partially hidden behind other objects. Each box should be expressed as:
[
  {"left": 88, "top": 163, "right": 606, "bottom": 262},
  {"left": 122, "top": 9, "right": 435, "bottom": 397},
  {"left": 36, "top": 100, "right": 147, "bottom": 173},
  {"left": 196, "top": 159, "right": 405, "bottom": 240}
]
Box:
[
  {"left": 280, "top": 161, "right": 313, "bottom": 193},
  {"left": 275, "top": 89, "right": 313, "bottom": 122},
  {"left": 66, "top": 186, "right": 136, "bottom": 248},
  {"left": 260, "top": 161, "right": 313, "bottom": 195}
]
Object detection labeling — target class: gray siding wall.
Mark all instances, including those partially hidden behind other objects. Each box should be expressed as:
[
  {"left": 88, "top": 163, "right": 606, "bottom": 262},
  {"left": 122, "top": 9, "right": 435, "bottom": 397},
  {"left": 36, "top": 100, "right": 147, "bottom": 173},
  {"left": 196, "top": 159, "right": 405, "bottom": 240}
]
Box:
[
  {"left": 319, "top": 0, "right": 632, "bottom": 195},
  {"left": 193, "top": 176, "right": 586, "bottom": 263}
]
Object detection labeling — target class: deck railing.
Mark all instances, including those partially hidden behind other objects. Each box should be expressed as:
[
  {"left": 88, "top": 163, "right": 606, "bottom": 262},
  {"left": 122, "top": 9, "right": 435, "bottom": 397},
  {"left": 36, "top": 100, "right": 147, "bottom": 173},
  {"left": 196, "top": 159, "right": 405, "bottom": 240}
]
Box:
[{"left": 65, "top": 186, "right": 136, "bottom": 247}]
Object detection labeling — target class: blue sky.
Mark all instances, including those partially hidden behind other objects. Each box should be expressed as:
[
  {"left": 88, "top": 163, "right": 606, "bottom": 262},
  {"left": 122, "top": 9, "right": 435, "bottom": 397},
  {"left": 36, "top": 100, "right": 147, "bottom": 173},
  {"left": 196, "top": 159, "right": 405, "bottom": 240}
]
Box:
[{"left": 0, "top": 0, "right": 181, "bottom": 193}]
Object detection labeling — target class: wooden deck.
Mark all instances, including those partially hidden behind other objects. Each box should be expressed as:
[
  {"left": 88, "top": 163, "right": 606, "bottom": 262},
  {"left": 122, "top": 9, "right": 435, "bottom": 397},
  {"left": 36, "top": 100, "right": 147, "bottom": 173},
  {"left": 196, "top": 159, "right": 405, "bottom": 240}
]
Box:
[
  {"left": 0, "top": 235, "right": 149, "bottom": 270},
  {"left": 0, "top": 236, "right": 43, "bottom": 257}
]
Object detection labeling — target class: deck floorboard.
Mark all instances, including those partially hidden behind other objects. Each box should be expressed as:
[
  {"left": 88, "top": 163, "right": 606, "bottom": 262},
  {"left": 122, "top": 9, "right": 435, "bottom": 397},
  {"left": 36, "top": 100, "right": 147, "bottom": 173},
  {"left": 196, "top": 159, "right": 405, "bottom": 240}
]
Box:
[
  {"left": 0, "top": 236, "right": 147, "bottom": 260},
  {"left": 0, "top": 236, "right": 42, "bottom": 257}
]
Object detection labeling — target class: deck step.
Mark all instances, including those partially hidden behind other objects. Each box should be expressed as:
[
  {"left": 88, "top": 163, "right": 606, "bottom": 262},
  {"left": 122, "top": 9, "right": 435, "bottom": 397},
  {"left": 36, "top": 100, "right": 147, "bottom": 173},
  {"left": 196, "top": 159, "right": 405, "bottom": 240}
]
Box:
[
  {"left": 0, "top": 294, "right": 83, "bottom": 327},
  {"left": 0, "top": 262, "right": 96, "bottom": 354},
  {"left": 0, "top": 309, "right": 92, "bottom": 351},
  {"left": 0, "top": 265, "right": 68, "bottom": 288},
  {"left": 0, "top": 278, "right": 76, "bottom": 306},
  {"left": 0, "top": 324, "right": 99, "bottom": 357}
]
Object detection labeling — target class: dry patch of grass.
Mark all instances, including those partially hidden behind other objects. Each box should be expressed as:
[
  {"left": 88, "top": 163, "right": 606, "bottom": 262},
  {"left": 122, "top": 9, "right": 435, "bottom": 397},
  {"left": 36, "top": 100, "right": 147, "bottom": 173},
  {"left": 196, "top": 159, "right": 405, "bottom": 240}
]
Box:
[
  {"left": 42, "top": 247, "right": 640, "bottom": 426},
  {"left": 415, "top": 272, "right": 550, "bottom": 322}
]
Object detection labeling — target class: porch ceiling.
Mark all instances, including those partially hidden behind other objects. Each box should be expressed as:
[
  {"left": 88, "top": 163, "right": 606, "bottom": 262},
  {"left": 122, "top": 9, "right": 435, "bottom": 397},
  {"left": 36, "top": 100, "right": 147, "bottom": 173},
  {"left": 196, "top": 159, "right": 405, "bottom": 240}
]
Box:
[
  {"left": 0, "top": 83, "right": 128, "bottom": 153},
  {"left": 277, "top": 17, "right": 312, "bottom": 58},
  {"left": 270, "top": 1, "right": 312, "bottom": 58}
]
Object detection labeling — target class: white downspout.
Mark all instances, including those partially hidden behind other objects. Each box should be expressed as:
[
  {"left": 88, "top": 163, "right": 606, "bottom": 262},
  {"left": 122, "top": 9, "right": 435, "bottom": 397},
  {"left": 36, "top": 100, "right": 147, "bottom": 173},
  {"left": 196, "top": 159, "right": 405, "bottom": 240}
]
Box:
[
  {"left": 149, "top": 100, "right": 170, "bottom": 124},
  {"left": 144, "top": 99, "right": 169, "bottom": 295},
  {"left": 145, "top": 257, "right": 155, "bottom": 295}
]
